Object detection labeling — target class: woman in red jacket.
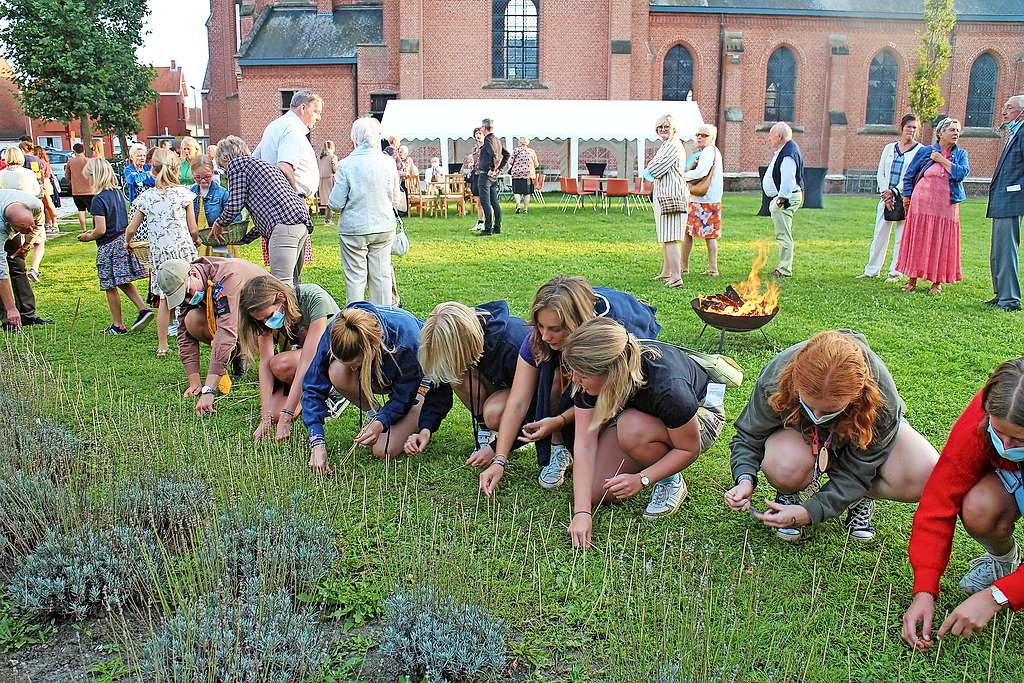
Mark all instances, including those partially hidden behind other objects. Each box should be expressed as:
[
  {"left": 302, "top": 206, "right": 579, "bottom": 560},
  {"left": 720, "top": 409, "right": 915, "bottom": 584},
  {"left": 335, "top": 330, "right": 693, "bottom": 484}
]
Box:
[{"left": 902, "top": 358, "right": 1024, "bottom": 650}]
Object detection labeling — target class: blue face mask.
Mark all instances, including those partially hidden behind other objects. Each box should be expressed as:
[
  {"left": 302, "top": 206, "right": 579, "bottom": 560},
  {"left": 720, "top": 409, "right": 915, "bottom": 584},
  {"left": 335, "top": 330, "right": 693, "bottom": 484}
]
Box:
[
  {"left": 188, "top": 289, "right": 205, "bottom": 306},
  {"left": 264, "top": 309, "right": 286, "bottom": 330},
  {"left": 988, "top": 424, "right": 1024, "bottom": 463},
  {"left": 800, "top": 398, "right": 844, "bottom": 425}
]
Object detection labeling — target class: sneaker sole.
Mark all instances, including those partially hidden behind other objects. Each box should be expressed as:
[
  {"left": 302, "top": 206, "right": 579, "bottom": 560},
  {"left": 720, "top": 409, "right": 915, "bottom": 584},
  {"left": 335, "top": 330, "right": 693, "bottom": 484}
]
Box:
[
  {"left": 537, "top": 473, "right": 567, "bottom": 490},
  {"left": 848, "top": 531, "right": 876, "bottom": 543},
  {"left": 775, "top": 529, "right": 805, "bottom": 542},
  {"left": 131, "top": 313, "right": 154, "bottom": 333}
]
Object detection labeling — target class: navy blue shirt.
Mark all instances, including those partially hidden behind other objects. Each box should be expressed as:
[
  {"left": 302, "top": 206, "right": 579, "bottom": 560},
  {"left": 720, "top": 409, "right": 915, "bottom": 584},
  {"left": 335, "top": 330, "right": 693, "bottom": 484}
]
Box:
[{"left": 89, "top": 188, "right": 129, "bottom": 246}]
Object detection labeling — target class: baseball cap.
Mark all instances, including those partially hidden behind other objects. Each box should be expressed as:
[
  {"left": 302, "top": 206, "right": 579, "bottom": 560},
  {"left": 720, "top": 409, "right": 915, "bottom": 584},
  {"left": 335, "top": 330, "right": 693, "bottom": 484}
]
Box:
[{"left": 156, "top": 259, "right": 192, "bottom": 309}]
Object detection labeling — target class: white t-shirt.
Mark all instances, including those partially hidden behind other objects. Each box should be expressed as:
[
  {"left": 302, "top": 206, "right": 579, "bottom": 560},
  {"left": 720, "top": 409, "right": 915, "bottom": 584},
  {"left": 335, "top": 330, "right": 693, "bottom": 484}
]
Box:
[{"left": 253, "top": 110, "right": 319, "bottom": 197}]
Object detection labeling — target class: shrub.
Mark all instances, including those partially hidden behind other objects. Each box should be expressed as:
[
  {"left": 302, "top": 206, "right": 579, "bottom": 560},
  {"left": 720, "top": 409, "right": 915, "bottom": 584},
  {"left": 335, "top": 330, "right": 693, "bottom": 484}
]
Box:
[
  {"left": 379, "top": 585, "right": 507, "bottom": 682},
  {"left": 211, "top": 497, "right": 339, "bottom": 596},
  {"left": 138, "top": 577, "right": 328, "bottom": 682},
  {"left": 0, "top": 469, "right": 77, "bottom": 561},
  {"left": 8, "top": 526, "right": 165, "bottom": 620},
  {"left": 120, "top": 473, "right": 215, "bottom": 542},
  {"left": 0, "top": 416, "right": 89, "bottom": 474}
]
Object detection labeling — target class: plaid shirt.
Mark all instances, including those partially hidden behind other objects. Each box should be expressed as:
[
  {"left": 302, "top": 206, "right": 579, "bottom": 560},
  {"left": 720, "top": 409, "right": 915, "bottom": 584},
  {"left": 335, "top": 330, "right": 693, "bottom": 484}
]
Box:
[
  {"left": 217, "top": 155, "right": 311, "bottom": 239},
  {"left": 888, "top": 146, "right": 908, "bottom": 191}
]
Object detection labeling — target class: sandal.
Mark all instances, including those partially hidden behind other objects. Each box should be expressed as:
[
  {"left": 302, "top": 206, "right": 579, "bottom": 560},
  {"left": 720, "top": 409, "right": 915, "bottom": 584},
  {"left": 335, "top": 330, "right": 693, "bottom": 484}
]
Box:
[
  {"left": 704, "top": 270, "right": 719, "bottom": 276},
  {"left": 665, "top": 278, "right": 684, "bottom": 289},
  {"left": 652, "top": 274, "right": 669, "bottom": 281},
  {"left": 900, "top": 283, "right": 916, "bottom": 292},
  {"left": 156, "top": 347, "right": 169, "bottom": 358},
  {"left": 929, "top": 285, "right": 942, "bottom": 295}
]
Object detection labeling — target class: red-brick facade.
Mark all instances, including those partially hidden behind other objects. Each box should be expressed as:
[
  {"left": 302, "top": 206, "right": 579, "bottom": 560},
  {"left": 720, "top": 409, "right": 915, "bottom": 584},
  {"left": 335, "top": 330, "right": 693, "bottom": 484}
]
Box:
[{"left": 205, "top": 0, "right": 1024, "bottom": 182}]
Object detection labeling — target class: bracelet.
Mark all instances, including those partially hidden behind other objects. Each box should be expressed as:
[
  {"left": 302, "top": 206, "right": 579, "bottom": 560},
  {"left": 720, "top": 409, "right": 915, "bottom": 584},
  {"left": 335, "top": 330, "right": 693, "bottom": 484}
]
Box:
[
  {"left": 737, "top": 474, "right": 756, "bottom": 487},
  {"left": 558, "top": 414, "right": 567, "bottom": 427},
  {"left": 309, "top": 435, "right": 326, "bottom": 448},
  {"left": 280, "top": 408, "right": 294, "bottom": 418},
  {"left": 573, "top": 511, "right": 592, "bottom": 517},
  {"left": 492, "top": 459, "right": 507, "bottom": 469}
]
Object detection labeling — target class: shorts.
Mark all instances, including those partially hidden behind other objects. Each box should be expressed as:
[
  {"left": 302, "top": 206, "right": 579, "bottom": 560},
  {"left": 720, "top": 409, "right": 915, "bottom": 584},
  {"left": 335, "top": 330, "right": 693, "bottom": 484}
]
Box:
[
  {"left": 73, "top": 194, "right": 94, "bottom": 212},
  {"left": 605, "top": 399, "right": 725, "bottom": 454}
]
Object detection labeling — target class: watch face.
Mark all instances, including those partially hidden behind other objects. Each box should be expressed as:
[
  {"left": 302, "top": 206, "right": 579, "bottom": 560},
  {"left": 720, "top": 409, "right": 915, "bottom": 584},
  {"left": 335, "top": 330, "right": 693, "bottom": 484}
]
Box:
[{"left": 641, "top": 475, "right": 650, "bottom": 487}]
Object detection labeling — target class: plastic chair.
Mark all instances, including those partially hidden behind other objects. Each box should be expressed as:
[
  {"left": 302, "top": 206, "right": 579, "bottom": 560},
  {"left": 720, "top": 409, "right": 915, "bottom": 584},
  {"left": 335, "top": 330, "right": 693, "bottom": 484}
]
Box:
[
  {"left": 603, "top": 178, "right": 631, "bottom": 215},
  {"left": 561, "top": 178, "right": 593, "bottom": 214},
  {"left": 532, "top": 173, "right": 546, "bottom": 204},
  {"left": 580, "top": 175, "right": 601, "bottom": 211},
  {"left": 630, "top": 177, "right": 650, "bottom": 211}
]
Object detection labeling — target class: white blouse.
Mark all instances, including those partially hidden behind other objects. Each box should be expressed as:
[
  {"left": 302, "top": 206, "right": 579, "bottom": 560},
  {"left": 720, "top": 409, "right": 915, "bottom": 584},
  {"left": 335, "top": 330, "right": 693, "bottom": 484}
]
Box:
[{"left": 683, "top": 146, "right": 723, "bottom": 204}]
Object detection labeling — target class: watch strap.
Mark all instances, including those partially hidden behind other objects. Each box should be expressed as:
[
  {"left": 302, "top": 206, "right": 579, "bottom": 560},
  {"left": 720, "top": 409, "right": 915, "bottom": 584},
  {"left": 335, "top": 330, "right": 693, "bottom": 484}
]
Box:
[
  {"left": 991, "top": 585, "right": 1009, "bottom": 606},
  {"left": 201, "top": 385, "right": 216, "bottom": 395}
]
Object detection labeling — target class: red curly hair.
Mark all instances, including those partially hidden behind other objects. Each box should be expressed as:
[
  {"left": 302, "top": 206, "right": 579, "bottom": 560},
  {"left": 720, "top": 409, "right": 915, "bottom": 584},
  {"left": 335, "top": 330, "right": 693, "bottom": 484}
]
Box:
[{"left": 768, "top": 331, "right": 884, "bottom": 449}]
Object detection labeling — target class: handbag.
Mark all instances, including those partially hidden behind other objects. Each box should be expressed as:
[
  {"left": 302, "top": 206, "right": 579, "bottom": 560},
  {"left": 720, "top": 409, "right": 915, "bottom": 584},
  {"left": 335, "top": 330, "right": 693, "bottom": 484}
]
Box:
[
  {"left": 391, "top": 214, "right": 409, "bottom": 257},
  {"left": 686, "top": 148, "right": 718, "bottom": 198},
  {"left": 883, "top": 187, "right": 906, "bottom": 222},
  {"left": 658, "top": 194, "right": 688, "bottom": 216}
]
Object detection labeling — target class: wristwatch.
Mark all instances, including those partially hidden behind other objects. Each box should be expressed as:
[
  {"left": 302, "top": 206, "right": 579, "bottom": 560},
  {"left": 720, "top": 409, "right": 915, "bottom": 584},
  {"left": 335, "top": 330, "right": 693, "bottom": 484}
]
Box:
[
  {"left": 200, "top": 385, "right": 216, "bottom": 396},
  {"left": 991, "top": 585, "right": 1009, "bottom": 607},
  {"left": 640, "top": 473, "right": 651, "bottom": 488}
]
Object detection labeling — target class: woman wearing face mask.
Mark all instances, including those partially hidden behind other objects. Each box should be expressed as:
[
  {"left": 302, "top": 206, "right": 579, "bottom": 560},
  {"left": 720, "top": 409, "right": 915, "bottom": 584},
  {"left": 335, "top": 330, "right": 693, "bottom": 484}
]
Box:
[
  {"left": 563, "top": 318, "right": 725, "bottom": 548},
  {"left": 301, "top": 303, "right": 447, "bottom": 474},
  {"left": 479, "top": 275, "right": 660, "bottom": 497},
  {"left": 724, "top": 330, "right": 938, "bottom": 542},
  {"left": 238, "top": 275, "right": 341, "bottom": 444},
  {"left": 155, "top": 256, "right": 267, "bottom": 415},
  {"left": 902, "top": 359, "right": 1024, "bottom": 651}
]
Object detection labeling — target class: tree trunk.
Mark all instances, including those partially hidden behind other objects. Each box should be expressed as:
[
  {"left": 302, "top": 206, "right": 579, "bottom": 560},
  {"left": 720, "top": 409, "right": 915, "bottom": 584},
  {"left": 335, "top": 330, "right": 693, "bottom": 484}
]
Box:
[
  {"left": 80, "top": 115, "right": 93, "bottom": 157},
  {"left": 117, "top": 132, "right": 130, "bottom": 160}
]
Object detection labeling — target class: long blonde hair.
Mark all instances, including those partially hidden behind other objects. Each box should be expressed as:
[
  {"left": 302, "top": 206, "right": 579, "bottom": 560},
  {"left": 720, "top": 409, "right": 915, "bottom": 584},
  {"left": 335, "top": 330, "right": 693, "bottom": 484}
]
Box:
[
  {"left": 330, "top": 308, "right": 387, "bottom": 404},
  {"left": 237, "top": 276, "right": 303, "bottom": 361},
  {"left": 419, "top": 302, "right": 485, "bottom": 385},
  {"left": 529, "top": 275, "right": 595, "bottom": 364},
  {"left": 562, "top": 317, "right": 656, "bottom": 428},
  {"left": 83, "top": 157, "right": 118, "bottom": 193},
  {"left": 150, "top": 148, "right": 181, "bottom": 189}
]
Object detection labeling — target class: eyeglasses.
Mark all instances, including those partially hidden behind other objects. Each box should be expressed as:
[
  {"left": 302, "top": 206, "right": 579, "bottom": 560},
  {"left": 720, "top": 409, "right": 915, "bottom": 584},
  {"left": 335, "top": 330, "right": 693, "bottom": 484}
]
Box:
[
  {"left": 656, "top": 125, "right": 671, "bottom": 130},
  {"left": 695, "top": 133, "right": 710, "bottom": 138}
]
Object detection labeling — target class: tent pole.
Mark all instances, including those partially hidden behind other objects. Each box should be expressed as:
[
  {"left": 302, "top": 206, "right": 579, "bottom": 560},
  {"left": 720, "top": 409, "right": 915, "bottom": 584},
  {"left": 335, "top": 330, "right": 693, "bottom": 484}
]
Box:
[
  {"left": 636, "top": 139, "right": 646, "bottom": 176},
  {"left": 570, "top": 137, "right": 579, "bottom": 180},
  {"left": 440, "top": 137, "right": 449, "bottom": 174}
]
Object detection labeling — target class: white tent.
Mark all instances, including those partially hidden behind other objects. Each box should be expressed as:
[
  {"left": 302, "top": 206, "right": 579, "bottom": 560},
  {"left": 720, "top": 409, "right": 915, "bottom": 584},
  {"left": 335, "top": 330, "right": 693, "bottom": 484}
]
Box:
[{"left": 380, "top": 99, "right": 704, "bottom": 179}]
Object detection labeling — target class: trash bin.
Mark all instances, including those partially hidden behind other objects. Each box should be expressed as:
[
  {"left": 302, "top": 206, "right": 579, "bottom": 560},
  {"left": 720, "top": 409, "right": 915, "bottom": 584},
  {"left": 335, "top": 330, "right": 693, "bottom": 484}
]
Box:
[{"left": 757, "top": 165, "right": 826, "bottom": 214}]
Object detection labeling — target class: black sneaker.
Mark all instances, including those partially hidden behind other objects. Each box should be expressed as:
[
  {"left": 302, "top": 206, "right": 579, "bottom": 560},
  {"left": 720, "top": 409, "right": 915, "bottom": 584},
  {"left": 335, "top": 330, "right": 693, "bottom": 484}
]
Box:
[
  {"left": 325, "top": 390, "right": 350, "bottom": 420},
  {"left": 475, "top": 229, "right": 494, "bottom": 236},
  {"left": 22, "top": 316, "right": 54, "bottom": 325},
  {"left": 130, "top": 308, "right": 155, "bottom": 333},
  {"left": 103, "top": 324, "right": 128, "bottom": 335},
  {"left": 984, "top": 297, "right": 999, "bottom": 306}
]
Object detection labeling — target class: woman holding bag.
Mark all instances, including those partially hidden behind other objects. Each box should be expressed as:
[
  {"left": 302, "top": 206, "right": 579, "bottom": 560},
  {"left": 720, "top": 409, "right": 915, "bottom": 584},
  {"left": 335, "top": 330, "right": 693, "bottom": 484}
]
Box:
[
  {"left": 682, "top": 124, "right": 723, "bottom": 276},
  {"left": 643, "top": 114, "right": 688, "bottom": 289}
]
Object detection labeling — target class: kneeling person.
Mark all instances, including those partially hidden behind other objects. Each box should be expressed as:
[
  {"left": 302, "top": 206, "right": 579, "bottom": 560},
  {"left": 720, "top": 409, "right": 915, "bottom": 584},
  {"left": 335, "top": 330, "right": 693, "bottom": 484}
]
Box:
[
  {"left": 562, "top": 318, "right": 725, "bottom": 549},
  {"left": 724, "top": 329, "right": 938, "bottom": 542}
]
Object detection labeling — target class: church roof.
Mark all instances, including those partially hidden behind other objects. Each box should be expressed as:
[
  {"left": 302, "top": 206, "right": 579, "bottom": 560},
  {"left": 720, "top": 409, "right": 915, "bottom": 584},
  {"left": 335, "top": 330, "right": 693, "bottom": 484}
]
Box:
[
  {"left": 649, "top": 0, "right": 1022, "bottom": 20},
  {"left": 237, "top": 6, "right": 384, "bottom": 66}
]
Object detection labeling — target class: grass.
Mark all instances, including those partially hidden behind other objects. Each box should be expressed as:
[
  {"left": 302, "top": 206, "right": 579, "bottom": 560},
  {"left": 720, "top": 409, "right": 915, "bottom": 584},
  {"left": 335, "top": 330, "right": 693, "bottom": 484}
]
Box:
[{"left": 2, "top": 191, "right": 1023, "bottom": 681}]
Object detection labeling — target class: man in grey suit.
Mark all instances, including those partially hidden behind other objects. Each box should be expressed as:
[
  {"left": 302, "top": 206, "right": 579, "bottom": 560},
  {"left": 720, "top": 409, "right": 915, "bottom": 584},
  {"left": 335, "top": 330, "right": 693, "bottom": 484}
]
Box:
[{"left": 987, "top": 95, "right": 1024, "bottom": 312}]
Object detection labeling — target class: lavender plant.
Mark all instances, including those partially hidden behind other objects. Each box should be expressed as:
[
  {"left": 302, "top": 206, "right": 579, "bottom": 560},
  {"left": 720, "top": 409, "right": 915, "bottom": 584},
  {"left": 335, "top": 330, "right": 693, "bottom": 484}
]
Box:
[
  {"left": 138, "top": 576, "right": 328, "bottom": 682},
  {"left": 379, "top": 585, "right": 507, "bottom": 682},
  {"left": 8, "top": 526, "right": 165, "bottom": 620},
  {"left": 0, "top": 469, "right": 76, "bottom": 561},
  {"left": 120, "top": 473, "right": 214, "bottom": 542}
]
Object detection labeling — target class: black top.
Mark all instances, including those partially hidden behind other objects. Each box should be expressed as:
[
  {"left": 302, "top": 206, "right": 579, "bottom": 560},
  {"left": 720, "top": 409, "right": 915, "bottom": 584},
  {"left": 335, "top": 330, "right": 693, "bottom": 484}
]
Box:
[
  {"left": 573, "top": 341, "right": 710, "bottom": 429},
  {"left": 478, "top": 133, "right": 509, "bottom": 174},
  {"left": 90, "top": 189, "right": 129, "bottom": 246}
]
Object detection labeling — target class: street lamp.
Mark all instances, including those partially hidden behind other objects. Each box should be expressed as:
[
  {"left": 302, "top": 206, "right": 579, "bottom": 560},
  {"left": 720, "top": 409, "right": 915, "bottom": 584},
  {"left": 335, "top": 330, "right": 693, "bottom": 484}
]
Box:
[{"left": 188, "top": 85, "right": 203, "bottom": 139}]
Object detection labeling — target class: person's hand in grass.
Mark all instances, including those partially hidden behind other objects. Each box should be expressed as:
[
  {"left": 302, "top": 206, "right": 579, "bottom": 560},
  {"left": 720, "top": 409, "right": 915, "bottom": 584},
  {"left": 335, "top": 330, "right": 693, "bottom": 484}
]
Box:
[
  {"left": 725, "top": 479, "right": 754, "bottom": 511},
  {"left": 354, "top": 419, "right": 384, "bottom": 446},
  {"left": 902, "top": 592, "right": 935, "bottom": 650},
  {"left": 480, "top": 462, "right": 504, "bottom": 496},
  {"left": 309, "top": 443, "right": 333, "bottom": 476},
  {"left": 466, "top": 443, "right": 495, "bottom": 468},
  {"left": 195, "top": 393, "right": 216, "bottom": 416},
  {"left": 405, "top": 429, "right": 430, "bottom": 454},
  {"left": 275, "top": 413, "right": 293, "bottom": 442},
  {"left": 184, "top": 384, "right": 202, "bottom": 397},
  {"left": 520, "top": 416, "right": 559, "bottom": 443},
  {"left": 937, "top": 590, "right": 1003, "bottom": 641},
  {"left": 568, "top": 512, "right": 592, "bottom": 549},
  {"left": 253, "top": 419, "right": 273, "bottom": 443},
  {"left": 753, "top": 498, "right": 810, "bottom": 528}
]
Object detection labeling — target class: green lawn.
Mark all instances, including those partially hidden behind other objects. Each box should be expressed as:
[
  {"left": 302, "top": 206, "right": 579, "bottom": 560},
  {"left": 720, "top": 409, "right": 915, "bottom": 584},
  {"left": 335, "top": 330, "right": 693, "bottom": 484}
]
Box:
[{"left": 4, "top": 192, "right": 1024, "bottom": 681}]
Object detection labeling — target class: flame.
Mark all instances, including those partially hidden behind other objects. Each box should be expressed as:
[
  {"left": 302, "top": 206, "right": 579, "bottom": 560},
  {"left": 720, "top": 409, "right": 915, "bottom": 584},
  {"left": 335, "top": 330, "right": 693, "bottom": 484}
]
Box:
[{"left": 698, "top": 244, "right": 780, "bottom": 317}]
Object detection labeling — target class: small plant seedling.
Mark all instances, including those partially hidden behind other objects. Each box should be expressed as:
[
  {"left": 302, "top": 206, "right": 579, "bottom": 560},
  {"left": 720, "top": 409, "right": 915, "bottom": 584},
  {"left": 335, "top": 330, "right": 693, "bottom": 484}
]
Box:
[
  {"left": 0, "top": 596, "right": 52, "bottom": 652},
  {"left": 87, "top": 655, "right": 129, "bottom": 682}
]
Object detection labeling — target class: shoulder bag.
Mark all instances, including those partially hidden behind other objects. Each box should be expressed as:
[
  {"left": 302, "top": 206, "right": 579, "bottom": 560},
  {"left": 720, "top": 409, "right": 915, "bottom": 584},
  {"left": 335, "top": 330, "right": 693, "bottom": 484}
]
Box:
[
  {"left": 686, "top": 148, "right": 719, "bottom": 198},
  {"left": 391, "top": 214, "right": 409, "bottom": 257}
]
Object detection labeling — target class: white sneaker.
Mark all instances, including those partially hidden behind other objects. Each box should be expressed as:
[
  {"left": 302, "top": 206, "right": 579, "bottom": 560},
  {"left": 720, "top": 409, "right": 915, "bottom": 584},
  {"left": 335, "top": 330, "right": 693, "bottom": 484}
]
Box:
[
  {"left": 959, "top": 546, "right": 1020, "bottom": 594},
  {"left": 167, "top": 320, "right": 179, "bottom": 337},
  {"left": 325, "top": 391, "right": 350, "bottom": 420},
  {"left": 476, "top": 427, "right": 495, "bottom": 451},
  {"left": 469, "top": 221, "right": 484, "bottom": 232},
  {"left": 773, "top": 492, "right": 805, "bottom": 542},
  {"left": 537, "top": 444, "right": 572, "bottom": 490},
  {"left": 884, "top": 275, "right": 902, "bottom": 284},
  {"left": 643, "top": 473, "right": 687, "bottom": 519}
]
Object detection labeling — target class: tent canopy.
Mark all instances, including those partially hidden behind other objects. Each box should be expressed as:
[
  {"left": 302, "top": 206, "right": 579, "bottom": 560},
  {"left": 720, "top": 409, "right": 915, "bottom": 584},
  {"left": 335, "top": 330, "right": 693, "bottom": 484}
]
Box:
[
  {"left": 380, "top": 99, "right": 705, "bottom": 178},
  {"left": 381, "top": 99, "right": 704, "bottom": 143}
]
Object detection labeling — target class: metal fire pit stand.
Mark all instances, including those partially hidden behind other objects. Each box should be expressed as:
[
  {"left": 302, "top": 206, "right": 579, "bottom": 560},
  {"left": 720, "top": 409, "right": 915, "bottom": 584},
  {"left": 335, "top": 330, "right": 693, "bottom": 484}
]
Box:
[
  {"left": 697, "top": 323, "right": 772, "bottom": 354},
  {"left": 691, "top": 298, "right": 778, "bottom": 353}
]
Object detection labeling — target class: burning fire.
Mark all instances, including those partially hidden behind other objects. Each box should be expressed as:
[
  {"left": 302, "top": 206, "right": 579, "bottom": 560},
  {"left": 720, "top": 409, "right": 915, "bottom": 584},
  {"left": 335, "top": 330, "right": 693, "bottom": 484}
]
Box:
[{"left": 697, "top": 246, "right": 780, "bottom": 317}]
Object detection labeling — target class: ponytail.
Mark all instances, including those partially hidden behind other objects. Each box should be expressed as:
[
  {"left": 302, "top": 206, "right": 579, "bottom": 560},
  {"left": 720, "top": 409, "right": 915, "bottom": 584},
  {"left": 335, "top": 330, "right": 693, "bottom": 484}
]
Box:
[{"left": 329, "top": 309, "right": 386, "bottom": 404}]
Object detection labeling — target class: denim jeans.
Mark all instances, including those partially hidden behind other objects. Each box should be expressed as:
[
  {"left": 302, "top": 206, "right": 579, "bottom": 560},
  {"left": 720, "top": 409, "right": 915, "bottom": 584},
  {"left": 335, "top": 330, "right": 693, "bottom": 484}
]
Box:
[{"left": 478, "top": 174, "right": 501, "bottom": 231}]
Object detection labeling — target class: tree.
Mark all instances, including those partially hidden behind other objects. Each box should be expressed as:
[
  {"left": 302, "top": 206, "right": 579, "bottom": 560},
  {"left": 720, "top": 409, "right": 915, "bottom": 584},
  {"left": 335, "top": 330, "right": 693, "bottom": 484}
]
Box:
[
  {"left": 0, "top": 0, "right": 153, "bottom": 155},
  {"left": 95, "top": 55, "right": 157, "bottom": 160},
  {"left": 908, "top": 0, "right": 957, "bottom": 127}
]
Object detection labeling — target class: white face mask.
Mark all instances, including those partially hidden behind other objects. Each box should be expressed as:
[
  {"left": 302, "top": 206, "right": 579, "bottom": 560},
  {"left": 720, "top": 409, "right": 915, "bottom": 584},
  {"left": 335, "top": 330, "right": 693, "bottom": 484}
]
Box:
[{"left": 800, "top": 398, "right": 844, "bottom": 425}]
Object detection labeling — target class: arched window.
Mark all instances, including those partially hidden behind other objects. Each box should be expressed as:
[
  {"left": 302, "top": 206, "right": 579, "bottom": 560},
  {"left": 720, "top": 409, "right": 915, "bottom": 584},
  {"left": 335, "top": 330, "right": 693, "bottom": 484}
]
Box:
[
  {"left": 662, "top": 45, "right": 694, "bottom": 101},
  {"left": 764, "top": 47, "right": 797, "bottom": 122},
  {"left": 492, "top": 0, "right": 539, "bottom": 80},
  {"left": 965, "top": 53, "right": 999, "bottom": 128},
  {"left": 865, "top": 50, "right": 899, "bottom": 125}
]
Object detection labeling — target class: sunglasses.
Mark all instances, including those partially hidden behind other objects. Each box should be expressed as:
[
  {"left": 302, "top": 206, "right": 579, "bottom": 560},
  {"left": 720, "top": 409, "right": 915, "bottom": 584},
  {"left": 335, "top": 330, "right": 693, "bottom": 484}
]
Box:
[{"left": 696, "top": 133, "right": 710, "bottom": 138}]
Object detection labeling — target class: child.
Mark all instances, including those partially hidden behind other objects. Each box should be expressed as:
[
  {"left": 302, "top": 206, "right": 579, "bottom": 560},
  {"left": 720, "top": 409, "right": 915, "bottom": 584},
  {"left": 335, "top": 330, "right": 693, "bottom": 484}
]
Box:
[
  {"left": 124, "top": 148, "right": 199, "bottom": 357},
  {"left": 190, "top": 155, "right": 234, "bottom": 259},
  {"left": 77, "top": 159, "right": 153, "bottom": 334}
]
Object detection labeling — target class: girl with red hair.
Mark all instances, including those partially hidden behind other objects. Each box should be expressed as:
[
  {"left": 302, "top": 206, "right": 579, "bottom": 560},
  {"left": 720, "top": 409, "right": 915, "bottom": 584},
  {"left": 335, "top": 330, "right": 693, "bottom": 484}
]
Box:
[
  {"left": 724, "top": 330, "right": 938, "bottom": 541},
  {"left": 902, "top": 358, "right": 1024, "bottom": 650}
]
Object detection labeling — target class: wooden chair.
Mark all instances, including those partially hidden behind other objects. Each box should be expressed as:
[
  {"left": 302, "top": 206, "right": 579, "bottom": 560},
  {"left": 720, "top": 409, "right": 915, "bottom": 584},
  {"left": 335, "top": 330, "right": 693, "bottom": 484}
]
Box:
[
  {"left": 403, "top": 175, "right": 425, "bottom": 218},
  {"left": 445, "top": 173, "right": 467, "bottom": 217}
]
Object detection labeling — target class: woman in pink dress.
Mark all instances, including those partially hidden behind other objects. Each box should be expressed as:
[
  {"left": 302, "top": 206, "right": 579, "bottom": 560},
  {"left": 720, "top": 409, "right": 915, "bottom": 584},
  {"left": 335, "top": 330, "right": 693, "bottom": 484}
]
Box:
[{"left": 895, "top": 118, "right": 969, "bottom": 295}]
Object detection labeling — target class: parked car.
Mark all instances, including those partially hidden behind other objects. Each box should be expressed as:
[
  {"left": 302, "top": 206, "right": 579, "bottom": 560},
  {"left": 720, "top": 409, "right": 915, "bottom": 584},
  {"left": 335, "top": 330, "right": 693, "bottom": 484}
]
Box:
[{"left": 46, "top": 149, "right": 71, "bottom": 194}]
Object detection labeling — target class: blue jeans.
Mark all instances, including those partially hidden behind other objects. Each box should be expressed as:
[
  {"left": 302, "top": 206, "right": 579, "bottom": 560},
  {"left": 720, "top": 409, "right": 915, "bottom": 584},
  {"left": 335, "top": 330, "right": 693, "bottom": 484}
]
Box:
[{"left": 479, "top": 175, "right": 501, "bottom": 231}]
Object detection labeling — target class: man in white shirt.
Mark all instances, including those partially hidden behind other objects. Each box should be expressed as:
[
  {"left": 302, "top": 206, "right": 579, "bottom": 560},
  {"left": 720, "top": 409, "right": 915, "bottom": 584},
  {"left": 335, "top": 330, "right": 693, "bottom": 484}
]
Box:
[
  {"left": 761, "top": 122, "right": 805, "bottom": 278},
  {"left": 253, "top": 90, "right": 322, "bottom": 198}
]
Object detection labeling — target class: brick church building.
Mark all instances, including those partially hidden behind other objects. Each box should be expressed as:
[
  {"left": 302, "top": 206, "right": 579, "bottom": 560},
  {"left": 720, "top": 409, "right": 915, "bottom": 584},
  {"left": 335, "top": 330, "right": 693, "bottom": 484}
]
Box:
[{"left": 205, "top": 0, "right": 1023, "bottom": 185}]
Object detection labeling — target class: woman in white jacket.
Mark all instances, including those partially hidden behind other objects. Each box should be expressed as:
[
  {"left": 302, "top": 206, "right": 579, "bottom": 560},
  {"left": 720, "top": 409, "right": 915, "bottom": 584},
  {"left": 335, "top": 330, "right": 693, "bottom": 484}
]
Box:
[
  {"left": 860, "top": 114, "right": 921, "bottom": 282},
  {"left": 682, "top": 124, "right": 724, "bottom": 276}
]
